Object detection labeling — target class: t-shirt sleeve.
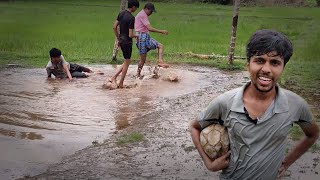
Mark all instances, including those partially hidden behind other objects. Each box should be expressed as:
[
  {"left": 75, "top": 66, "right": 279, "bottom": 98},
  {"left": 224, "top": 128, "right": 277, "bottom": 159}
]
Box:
[
  {"left": 129, "top": 16, "right": 135, "bottom": 29},
  {"left": 46, "top": 60, "right": 52, "bottom": 68},
  {"left": 198, "top": 95, "right": 224, "bottom": 129},
  {"left": 116, "top": 12, "right": 122, "bottom": 21},
  {"left": 296, "top": 98, "right": 313, "bottom": 124},
  {"left": 60, "top": 55, "right": 68, "bottom": 65}
]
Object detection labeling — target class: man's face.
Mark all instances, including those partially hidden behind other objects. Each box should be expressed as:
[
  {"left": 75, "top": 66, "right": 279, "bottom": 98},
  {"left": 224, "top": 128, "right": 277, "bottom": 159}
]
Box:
[
  {"left": 145, "top": 9, "right": 153, "bottom": 16},
  {"left": 51, "top": 56, "right": 61, "bottom": 64},
  {"left": 247, "top": 51, "right": 285, "bottom": 93},
  {"left": 132, "top": 6, "right": 138, "bottom": 13}
]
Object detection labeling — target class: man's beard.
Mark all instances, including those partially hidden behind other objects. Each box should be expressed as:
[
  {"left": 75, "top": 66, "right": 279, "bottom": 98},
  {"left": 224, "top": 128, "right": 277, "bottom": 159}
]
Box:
[{"left": 253, "top": 81, "right": 274, "bottom": 93}]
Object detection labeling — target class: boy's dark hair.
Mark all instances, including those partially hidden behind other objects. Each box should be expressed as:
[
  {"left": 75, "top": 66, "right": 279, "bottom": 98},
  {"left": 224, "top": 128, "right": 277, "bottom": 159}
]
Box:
[
  {"left": 128, "top": 0, "right": 139, "bottom": 8},
  {"left": 246, "top": 29, "right": 293, "bottom": 65},
  {"left": 49, "top": 48, "right": 62, "bottom": 58}
]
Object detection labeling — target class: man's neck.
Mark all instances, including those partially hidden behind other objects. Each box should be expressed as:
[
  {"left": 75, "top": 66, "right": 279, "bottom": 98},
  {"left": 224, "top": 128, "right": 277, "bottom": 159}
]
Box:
[{"left": 243, "top": 83, "right": 277, "bottom": 120}]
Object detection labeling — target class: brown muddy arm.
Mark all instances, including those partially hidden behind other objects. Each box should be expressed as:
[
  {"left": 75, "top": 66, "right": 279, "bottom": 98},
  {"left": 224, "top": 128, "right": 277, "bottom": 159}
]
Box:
[
  {"left": 129, "top": 28, "right": 137, "bottom": 39},
  {"left": 279, "top": 121, "right": 319, "bottom": 178},
  {"left": 146, "top": 24, "right": 168, "bottom": 35},
  {"left": 113, "top": 20, "right": 120, "bottom": 41},
  {"left": 189, "top": 119, "right": 230, "bottom": 172},
  {"left": 62, "top": 63, "right": 73, "bottom": 81}
]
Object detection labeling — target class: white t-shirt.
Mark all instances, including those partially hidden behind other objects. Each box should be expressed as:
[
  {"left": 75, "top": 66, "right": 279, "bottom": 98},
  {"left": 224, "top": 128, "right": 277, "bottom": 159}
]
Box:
[{"left": 46, "top": 55, "right": 70, "bottom": 70}]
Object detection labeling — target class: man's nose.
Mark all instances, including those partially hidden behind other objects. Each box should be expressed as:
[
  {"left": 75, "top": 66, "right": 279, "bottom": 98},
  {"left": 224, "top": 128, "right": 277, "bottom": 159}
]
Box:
[{"left": 261, "top": 62, "right": 271, "bottom": 73}]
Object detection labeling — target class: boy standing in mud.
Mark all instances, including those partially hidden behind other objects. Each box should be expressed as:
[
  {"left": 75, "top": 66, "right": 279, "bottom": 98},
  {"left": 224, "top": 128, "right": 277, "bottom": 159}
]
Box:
[
  {"left": 108, "top": 0, "right": 140, "bottom": 89},
  {"left": 135, "top": 2, "right": 169, "bottom": 78},
  {"left": 46, "top": 48, "right": 93, "bottom": 81},
  {"left": 189, "top": 30, "right": 319, "bottom": 179}
]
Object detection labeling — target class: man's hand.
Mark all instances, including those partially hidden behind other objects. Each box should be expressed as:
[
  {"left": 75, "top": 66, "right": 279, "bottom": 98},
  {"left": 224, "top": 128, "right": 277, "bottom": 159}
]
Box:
[
  {"left": 278, "top": 122, "right": 319, "bottom": 179},
  {"left": 161, "top": 30, "right": 168, "bottom": 35},
  {"left": 47, "top": 77, "right": 54, "bottom": 81},
  {"left": 278, "top": 161, "right": 289, "bottom": 180},
  {"left": 204, "top": 151, "right": 231, "bottom": 172}
]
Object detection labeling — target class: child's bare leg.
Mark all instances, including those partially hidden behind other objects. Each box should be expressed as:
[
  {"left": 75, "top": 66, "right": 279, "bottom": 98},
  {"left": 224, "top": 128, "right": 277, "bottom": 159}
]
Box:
[
  {"left": 73, "top": 64, "right": 93, "bottom": 73},
  {"left": 137, "top": 54, "right": 147, "bottom": 77},
  {"left": 110, "top": 64, "right": 123, "bottom": 82},
  {"left": 157, "top": 43, "right": 169, "bottom": 68},
  {"left": 83, "top": 67, "right": 93, "bottom": 73},
  {"left": 118, "top": 59, "right": 131, "bottom": 88}
]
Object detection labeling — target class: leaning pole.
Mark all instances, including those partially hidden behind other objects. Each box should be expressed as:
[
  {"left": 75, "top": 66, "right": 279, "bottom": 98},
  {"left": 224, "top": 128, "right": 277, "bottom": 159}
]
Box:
[
  {"left": 112, "top": 0, "right": 127, "bottom": 61},
  {"left": 228, "top": 0, "right": 240, "bottom": 65}
]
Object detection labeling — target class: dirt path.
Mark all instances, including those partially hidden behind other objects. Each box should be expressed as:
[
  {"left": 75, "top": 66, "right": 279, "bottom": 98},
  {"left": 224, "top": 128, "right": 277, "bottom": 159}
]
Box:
[{"left": 9, "top": 66, "right": 319, "bottom": 180}]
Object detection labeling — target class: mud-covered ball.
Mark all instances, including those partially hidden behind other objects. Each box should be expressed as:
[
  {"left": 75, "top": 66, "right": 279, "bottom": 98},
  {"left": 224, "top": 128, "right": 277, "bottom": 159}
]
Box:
[
  {"left": 102, "top": 80, "right": 116, "bottom": 90},
  {"left": 200, "top": 123, "right": 229, "bottom": 159},
  {"left": 160, "top": 69, "right": 179, "bottom": 82}
]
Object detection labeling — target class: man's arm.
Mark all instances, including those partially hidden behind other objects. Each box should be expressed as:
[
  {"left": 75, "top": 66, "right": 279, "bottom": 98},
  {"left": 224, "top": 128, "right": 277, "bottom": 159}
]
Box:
[
  {"left": 146, "top": 24, "right": 168, "bottom": 35},
  {"left": 46, "top": 67, "right": 52, "bottom": 79},
  {"left": 189, "top": 119, "right": 230, "bottom": 172},
  {"left": 113, "top": 20, "right": 120, "bottom": 42},
  {"left": 62, "top": 63, "right": 73, "bottom": 81},
  {"left": 129, "top": 28, "right": 138, "bottom": 39},
  {"left": 278, "top": 121, "right": 319, "bottom": 178}
]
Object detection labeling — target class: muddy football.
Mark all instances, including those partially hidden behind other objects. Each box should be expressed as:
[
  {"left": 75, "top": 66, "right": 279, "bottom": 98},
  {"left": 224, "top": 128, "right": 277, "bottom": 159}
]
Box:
[{"left": 200, "top": 123, "right": 230, "bottom": 159}]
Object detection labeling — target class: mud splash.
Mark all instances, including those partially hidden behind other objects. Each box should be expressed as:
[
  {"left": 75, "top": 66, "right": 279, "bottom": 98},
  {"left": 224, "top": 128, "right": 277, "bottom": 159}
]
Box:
[{"left": 0, "top": 65, "right": 247, "bottom": 179}]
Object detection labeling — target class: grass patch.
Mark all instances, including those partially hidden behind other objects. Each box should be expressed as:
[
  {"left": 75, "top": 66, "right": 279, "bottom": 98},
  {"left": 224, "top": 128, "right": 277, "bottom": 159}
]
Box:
[
  {"left": 117, "top": 132, "right": 144, "bottom": 145},
  {"left": 290, "top": 124, "right": 304, "bottom": 141},
  {"left": 1, "top": 1, "right": 319, "bottom": 68}
]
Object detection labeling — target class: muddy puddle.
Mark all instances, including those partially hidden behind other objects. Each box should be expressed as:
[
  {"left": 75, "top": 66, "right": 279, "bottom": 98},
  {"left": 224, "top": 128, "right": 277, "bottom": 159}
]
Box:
[{"left": 0, "top": 65, "right": 248, "bottom": 179}]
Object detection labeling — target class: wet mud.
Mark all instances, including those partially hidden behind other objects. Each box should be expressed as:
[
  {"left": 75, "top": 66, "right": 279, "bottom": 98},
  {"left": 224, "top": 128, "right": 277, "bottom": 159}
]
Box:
[{"left": 0, "top": 65, "right": 318, "bottom": 180}]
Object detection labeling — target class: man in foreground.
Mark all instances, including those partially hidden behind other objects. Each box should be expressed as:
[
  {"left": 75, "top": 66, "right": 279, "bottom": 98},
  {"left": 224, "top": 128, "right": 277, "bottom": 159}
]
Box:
[{"left": 189, "top": 29, "right": 319, "bottom": 179}]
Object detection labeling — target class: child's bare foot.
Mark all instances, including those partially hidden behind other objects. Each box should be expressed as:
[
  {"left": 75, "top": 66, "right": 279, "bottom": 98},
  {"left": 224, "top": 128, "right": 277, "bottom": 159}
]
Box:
[
  {"left": 135, "top": 74, "right": 144, "bottom": 80},
  {"left": 158, "top": 61, "right": 169, "bottom": 68},
  {"left": 108, "top": 78, "right": 117, "bottom": 90}
]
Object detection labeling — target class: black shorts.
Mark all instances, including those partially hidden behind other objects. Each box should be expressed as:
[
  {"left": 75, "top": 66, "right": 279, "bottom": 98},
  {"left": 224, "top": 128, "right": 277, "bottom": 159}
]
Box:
[{"left": 120, "top": 42, "right": 132, "bottom": 59}]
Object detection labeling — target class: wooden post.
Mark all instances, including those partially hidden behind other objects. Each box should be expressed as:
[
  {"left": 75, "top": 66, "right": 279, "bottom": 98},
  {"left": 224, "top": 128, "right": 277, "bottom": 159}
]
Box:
[
  {"left": 228, "top": 0, "right": 240, "bottom": 65},
  {"left": 112, "top": 0, "right": 127, "bottom": 61}
]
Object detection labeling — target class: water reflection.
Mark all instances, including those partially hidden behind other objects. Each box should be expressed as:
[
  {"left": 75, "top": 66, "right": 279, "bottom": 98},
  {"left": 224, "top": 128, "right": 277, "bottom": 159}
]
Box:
[
  {"left": 114, "top": 96, "right": 152, "bottom": 130},
  {"left": 0, "top": 128, "right": 44, "bottom": 140}
]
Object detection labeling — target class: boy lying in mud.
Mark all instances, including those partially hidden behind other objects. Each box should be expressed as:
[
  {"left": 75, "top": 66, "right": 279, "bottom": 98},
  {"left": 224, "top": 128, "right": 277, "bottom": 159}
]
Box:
[{"left": 46, "top": 48, "right": 93, "bottom": 81}]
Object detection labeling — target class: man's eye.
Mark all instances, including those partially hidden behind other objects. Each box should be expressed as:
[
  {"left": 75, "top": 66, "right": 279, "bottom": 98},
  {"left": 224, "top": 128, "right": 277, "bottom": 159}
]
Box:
[{"left": 256, "top": 59, "right": 264, "bottom": 63}]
